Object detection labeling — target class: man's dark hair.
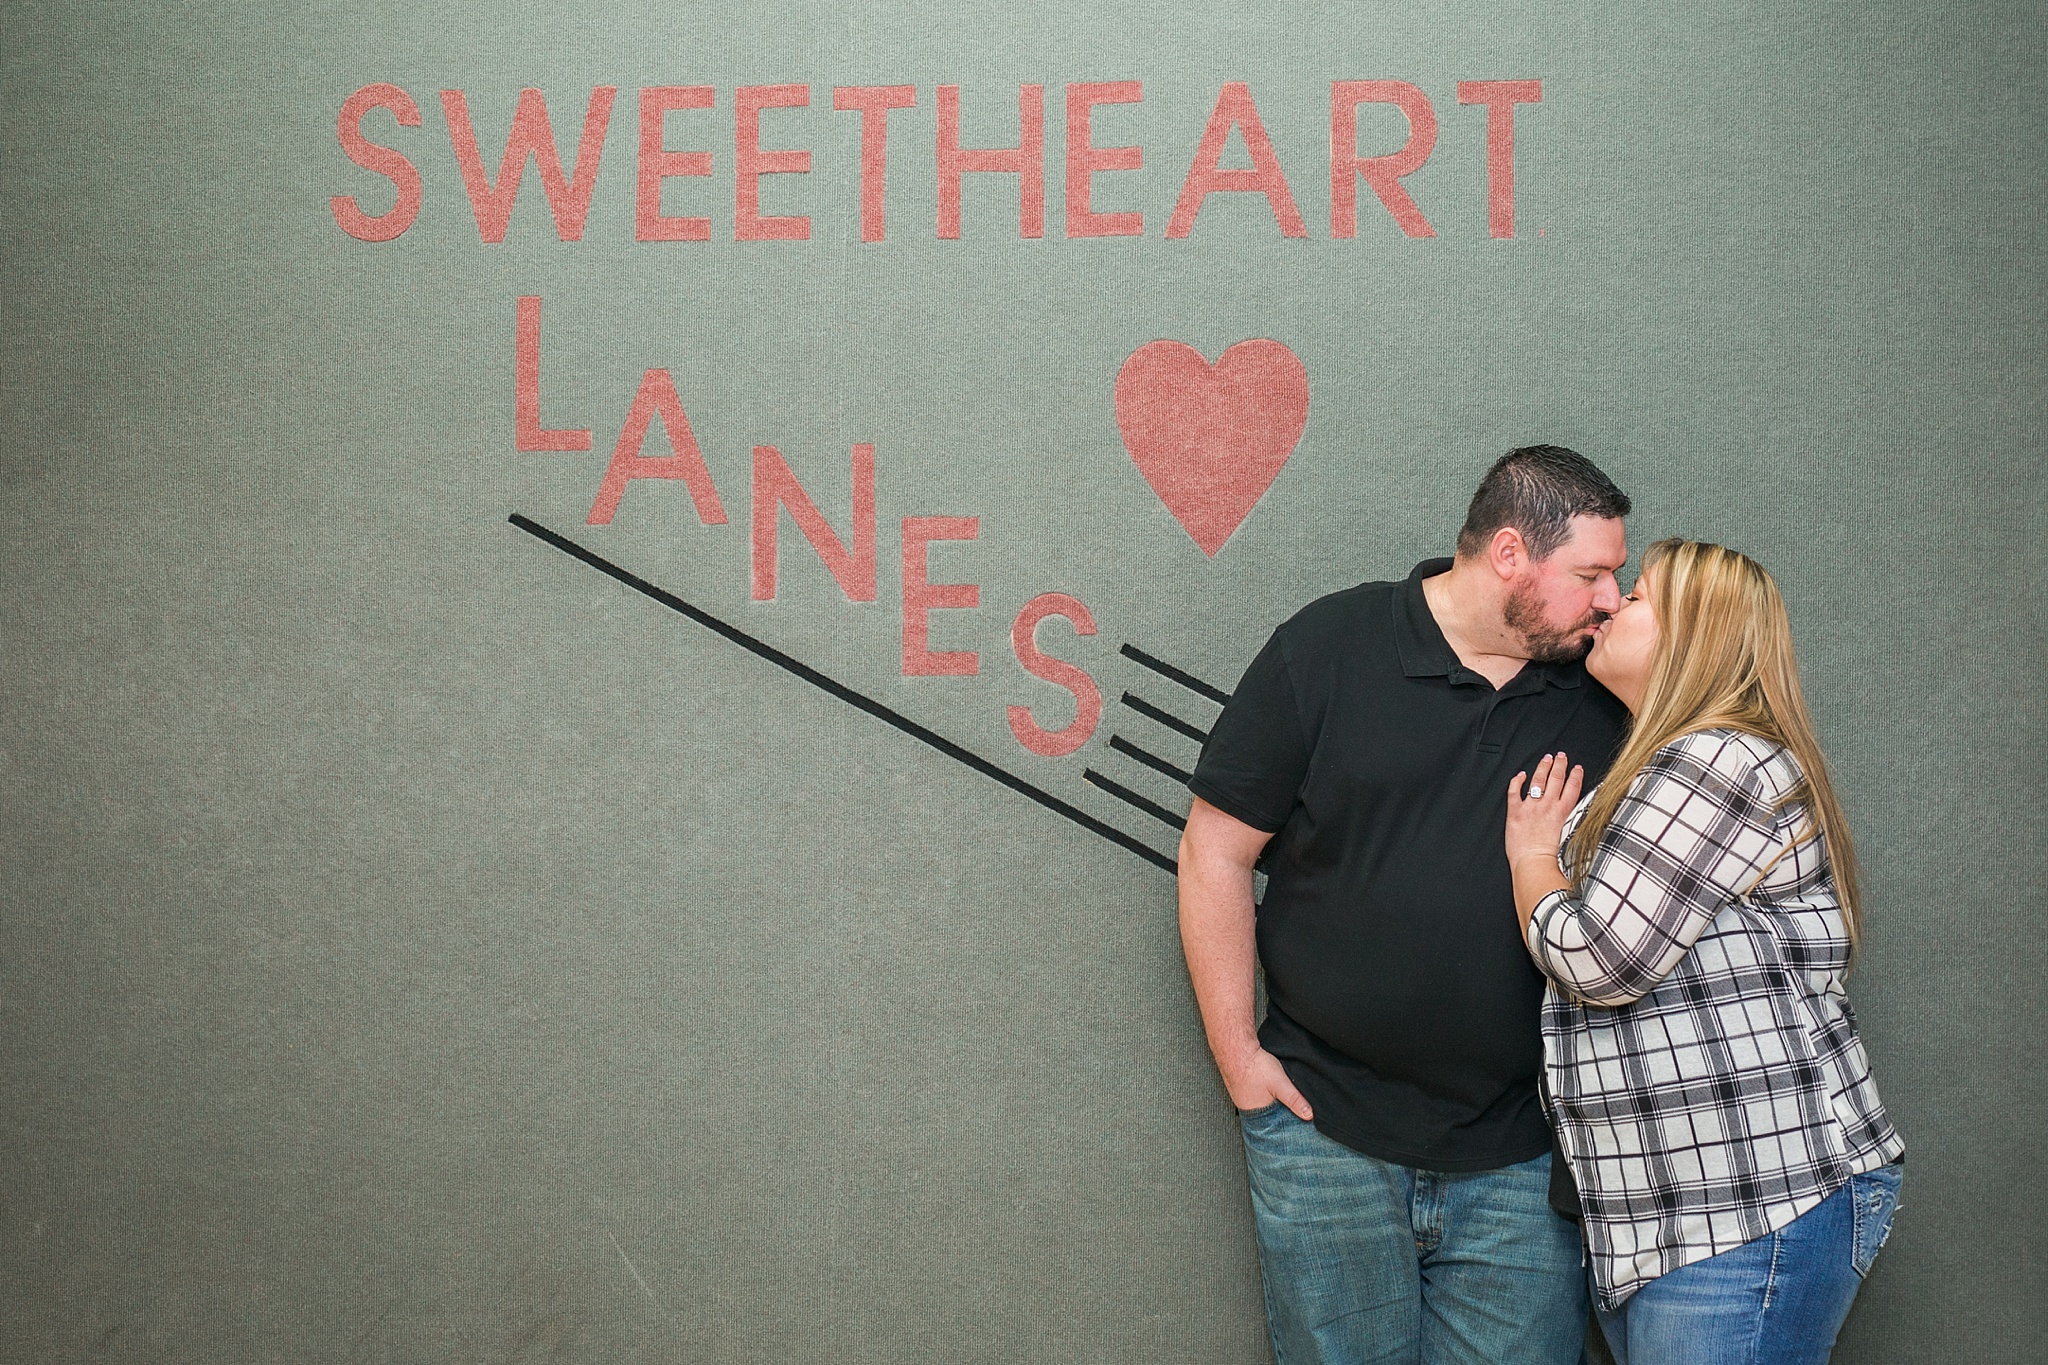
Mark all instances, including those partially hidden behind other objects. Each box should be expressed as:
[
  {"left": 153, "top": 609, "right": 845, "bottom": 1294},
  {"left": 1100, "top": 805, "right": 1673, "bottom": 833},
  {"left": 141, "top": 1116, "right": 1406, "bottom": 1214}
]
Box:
[{"left": 1455, "top": 445, "right": 1631, "bottom": 561}]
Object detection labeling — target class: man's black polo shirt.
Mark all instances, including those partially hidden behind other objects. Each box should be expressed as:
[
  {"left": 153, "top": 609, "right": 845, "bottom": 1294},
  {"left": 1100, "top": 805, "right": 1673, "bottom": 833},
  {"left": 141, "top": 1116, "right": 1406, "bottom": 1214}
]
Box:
[{"left": 1189, "top": 558, "right": 1629, "bottom": 1171}]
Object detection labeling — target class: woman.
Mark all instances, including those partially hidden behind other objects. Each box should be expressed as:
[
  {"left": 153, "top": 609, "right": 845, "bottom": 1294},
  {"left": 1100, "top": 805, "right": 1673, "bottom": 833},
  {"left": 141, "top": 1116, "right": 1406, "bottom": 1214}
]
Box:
[{"left": 1503, "top": 539, "right": 1904, "bottom": 1365}]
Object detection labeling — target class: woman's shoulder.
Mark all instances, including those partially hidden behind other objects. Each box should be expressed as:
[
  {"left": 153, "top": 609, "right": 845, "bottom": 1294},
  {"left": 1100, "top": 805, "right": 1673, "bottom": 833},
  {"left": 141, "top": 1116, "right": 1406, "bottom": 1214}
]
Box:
[{"left": 1648, "top": 728, "right": 1803, "bottom": 799}]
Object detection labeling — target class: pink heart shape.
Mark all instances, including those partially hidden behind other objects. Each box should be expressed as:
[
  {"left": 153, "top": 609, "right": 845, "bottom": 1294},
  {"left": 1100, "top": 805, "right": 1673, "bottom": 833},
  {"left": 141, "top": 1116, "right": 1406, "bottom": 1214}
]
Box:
[{"left": 1114, "top": 339, "right": 1309, "bottom": 557}]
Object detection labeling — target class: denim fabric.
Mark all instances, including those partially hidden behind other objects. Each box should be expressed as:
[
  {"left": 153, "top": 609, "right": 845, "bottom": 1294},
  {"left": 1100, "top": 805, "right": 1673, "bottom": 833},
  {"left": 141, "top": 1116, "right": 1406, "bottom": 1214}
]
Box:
[
  {"left": 1238, "top": 1103, "right": 1587, "bottom": 1365},
  {"left": 1593, "top": 1164, "right": 1903, "bottom": 1365}
]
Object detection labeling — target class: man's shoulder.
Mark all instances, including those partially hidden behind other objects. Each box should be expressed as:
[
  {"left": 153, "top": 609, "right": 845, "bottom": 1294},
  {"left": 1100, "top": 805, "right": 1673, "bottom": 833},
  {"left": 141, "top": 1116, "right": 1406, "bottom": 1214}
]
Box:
[{"left": 1269, "top": 577, "right": 1401, "bottom": 651}]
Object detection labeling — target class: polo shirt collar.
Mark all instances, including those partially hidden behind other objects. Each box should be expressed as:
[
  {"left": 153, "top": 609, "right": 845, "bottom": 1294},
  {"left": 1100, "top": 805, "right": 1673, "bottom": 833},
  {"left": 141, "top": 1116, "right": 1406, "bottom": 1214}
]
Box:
[
  {"left": 1395, "top": 558, "right": 1461, "bottom": 678},
  {"left": 1393, "top": 557, "right": 1585, "bottom": 689}
]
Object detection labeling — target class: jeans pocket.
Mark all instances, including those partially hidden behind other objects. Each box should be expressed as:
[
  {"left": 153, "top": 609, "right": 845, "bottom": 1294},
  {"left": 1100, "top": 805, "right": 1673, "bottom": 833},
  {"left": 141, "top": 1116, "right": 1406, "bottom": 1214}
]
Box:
[
  {"left": 1237, "top": 1100, "right": 1287, "bottom": 1121},
  {"left": 1850, "top": 1163, "right": 1903, "bottom": 1278}
]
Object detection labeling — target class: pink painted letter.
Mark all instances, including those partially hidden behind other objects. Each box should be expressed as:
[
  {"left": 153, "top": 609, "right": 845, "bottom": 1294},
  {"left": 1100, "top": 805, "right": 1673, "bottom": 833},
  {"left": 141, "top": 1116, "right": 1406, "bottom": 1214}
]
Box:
[
  {"left": 1457, "top": 80, "right": 1542, "bottom": 238},
  {"left": 735, "top": 84, "right": 811, "bottom": 241},
  {"left": 1008, "top": 594, "right": 1103, "bottom": 757},
  {"left": 1065, "top": 82, "right": 1143, "bottom": 238},
  {"left": 636, "top": 86, "right": 714, "bottom": 242},
  {"left": 901, "top": 517, "right": 980, "bottom": 675},
  {"left": 1329, "top": 81, "right": 1437, "bottom": 239},
  {"left": 515, "top": 296, "right": 592, "bottom": 452},
  {"left": 441, "top": 86, "right": 617, "bottom": 243},
  {"left": 936, "top": 85, "right": 1045, "bottom": 239},
  {"left": 332, "top": 83, "right": 423, "bottom": 242},
  {"left": 752, "top": 443, "right": 877, "bottom": 601},
  {"left": 587, "top": 370, "right": 728, "bottom": 526},
  {"left": 833, "top": 85, "right": 916, "bottom": 242},
  {"left": 1167, "top": 83, "right": 1305, "bottom": 239}
]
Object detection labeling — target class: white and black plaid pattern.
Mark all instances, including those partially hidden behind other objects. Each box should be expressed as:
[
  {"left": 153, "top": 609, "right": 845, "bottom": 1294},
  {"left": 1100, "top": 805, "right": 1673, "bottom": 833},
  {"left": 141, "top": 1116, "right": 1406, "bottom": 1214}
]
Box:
[{"left": 1525, "top": 729, "right": 1904, "bottom": 1307}]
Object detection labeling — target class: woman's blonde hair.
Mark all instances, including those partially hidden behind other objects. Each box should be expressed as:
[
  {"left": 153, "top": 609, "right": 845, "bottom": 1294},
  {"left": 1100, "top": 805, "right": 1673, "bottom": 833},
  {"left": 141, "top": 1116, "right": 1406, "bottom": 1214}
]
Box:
[{"left": 1565, "top": 539, "right": 1863, "bottom": 947}]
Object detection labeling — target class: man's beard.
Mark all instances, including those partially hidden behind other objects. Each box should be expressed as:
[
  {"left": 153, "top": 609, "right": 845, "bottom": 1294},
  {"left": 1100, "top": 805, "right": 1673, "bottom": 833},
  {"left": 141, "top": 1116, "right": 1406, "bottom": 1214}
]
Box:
[{"left": 1504, "top": 585, "right": 1604, "bottom": 664}]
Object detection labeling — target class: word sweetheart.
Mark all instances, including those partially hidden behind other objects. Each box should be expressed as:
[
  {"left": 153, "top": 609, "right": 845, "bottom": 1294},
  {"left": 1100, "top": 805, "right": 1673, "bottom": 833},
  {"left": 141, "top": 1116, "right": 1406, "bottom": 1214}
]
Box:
[{"left": 331, "top": 78, "right": 1544, "bottom": 244}]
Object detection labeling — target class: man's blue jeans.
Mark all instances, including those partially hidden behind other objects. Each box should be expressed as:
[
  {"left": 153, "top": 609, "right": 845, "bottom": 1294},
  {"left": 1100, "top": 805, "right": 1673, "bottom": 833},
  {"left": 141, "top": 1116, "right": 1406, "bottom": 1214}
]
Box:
[
  {"left": 1238, "top": 1102, "right": 1587, "bottom": 1365},
  {"left": 1593, "top": 1164, "right": 1903, "bottom": 1365}
]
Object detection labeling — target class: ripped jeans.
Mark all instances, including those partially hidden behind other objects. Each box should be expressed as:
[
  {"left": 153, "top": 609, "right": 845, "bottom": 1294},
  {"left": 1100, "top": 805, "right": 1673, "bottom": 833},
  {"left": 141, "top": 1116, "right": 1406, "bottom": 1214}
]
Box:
[{"left": 1593, "top": 1163, "right": 1904, "bottom": 1365}]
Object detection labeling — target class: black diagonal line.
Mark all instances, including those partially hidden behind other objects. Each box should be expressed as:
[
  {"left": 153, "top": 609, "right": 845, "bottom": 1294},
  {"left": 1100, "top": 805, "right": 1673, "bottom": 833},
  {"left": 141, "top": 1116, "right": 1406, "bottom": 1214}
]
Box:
[
  {"left": 1109, "top": 735, "right": 1192, "bottom": 785},
  {"left": 508, "top": 513, "right": 1175, "bottom": 875},
  {"left": 1120, "top": 692, "right": 1210, "bottom": 743},
  {"left": 1083, "top": 770, "right": 1188, "bottom": 832},
  {"left": 1119, "top": 644, "right": 1231, "bottom": 705}
]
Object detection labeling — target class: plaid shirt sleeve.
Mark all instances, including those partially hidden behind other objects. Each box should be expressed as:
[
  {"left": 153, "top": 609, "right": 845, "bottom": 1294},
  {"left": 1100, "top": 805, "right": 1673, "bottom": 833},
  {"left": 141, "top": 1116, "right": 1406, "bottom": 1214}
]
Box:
[{"left": 1526, "top": 732, "right": 1803, "bottom": 1007}]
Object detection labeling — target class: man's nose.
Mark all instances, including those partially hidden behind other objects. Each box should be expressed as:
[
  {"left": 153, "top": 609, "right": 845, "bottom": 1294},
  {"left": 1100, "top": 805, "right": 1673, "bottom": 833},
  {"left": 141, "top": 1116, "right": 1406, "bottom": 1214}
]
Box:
[{"left": 1593, "top": 576, "right": 1622, "bottom": 614}]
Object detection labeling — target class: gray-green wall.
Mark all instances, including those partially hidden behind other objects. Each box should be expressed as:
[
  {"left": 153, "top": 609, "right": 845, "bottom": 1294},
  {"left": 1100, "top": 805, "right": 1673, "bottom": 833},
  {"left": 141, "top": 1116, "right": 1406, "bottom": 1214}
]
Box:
[{"left": 3, "top": 2, "right": 2041, "bottom": 1360}]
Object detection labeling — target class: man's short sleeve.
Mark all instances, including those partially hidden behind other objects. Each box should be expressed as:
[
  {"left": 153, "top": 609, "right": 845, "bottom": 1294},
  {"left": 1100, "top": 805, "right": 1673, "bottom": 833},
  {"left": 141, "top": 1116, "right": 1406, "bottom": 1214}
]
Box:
[{"left": 1188, "top": 629, "right": 1313, "bottom": 834}]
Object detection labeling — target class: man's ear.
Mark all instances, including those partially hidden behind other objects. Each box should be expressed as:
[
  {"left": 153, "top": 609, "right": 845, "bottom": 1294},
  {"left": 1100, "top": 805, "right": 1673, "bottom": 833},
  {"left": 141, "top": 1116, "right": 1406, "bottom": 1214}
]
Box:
[{"left": 1488, "top": 526, "right": 1528, "bottom": 582}]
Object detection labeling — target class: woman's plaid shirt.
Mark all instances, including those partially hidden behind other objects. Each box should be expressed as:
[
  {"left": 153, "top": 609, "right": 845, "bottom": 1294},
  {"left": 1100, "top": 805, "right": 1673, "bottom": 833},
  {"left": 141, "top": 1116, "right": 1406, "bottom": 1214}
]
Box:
[{"left": 1526, "top": 728, "right": 1903, "bottom": 1308}]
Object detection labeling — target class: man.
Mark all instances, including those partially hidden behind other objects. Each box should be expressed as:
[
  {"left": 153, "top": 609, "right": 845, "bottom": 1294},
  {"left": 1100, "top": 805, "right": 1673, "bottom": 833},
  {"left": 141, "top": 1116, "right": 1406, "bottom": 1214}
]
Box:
[{"left": 1180, "top": 446, "right": 1632, "bottom": 1365}]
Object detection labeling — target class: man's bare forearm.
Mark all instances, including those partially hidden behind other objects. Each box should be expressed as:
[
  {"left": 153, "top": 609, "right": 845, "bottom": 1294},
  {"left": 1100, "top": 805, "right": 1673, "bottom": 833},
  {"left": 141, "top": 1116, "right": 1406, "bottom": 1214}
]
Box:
[
  {"left": 1177, "top": 798, "right": 1312, "bottom": 1118},
  {"left": 1178, "top": 833, "right": 1261, "bottom": 1074}
]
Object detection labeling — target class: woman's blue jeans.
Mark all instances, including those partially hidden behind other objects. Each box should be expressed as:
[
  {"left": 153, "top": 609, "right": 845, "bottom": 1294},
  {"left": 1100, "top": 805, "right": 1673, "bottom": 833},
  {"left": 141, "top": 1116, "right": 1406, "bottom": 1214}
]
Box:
[
  {"left": 1238, "top": 1102, "right": 1587, "bottom": 1365},
  {"left": 1593, "top": 1164, "right": 1903, "bottom": 1365}
]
